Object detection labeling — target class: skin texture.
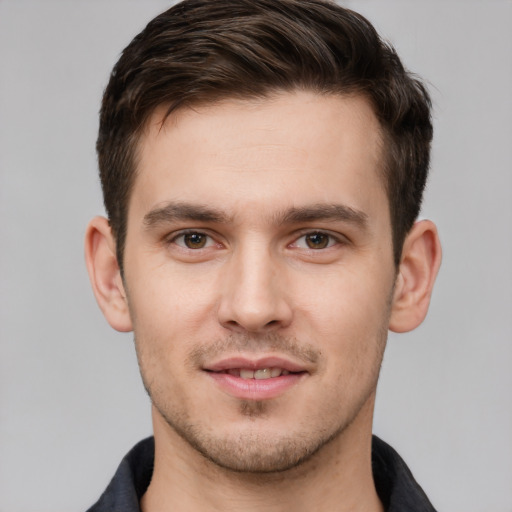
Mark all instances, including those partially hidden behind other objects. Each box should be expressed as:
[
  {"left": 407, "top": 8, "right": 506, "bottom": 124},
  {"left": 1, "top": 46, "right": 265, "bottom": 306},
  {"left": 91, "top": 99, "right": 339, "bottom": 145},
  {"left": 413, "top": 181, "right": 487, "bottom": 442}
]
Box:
[{"left": 86, "top": 91, "right": 441, "bottom": 511}]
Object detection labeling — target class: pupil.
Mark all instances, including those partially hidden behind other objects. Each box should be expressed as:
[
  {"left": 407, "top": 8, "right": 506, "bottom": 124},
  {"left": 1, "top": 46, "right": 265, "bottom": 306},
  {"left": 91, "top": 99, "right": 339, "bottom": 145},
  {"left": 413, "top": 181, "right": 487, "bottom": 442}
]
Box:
[
  {"left": 306, "top": 233, "right": 328, "bottom": 249},
  {"left": 185, "top": 233, "right": 206, "bottom": 248}
]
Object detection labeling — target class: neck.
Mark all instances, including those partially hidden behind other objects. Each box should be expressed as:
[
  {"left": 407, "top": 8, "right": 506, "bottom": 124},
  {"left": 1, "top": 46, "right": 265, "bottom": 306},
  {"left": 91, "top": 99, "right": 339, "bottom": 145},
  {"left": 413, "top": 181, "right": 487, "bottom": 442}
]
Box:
[{"left": 141, "top": 397, "right": 383, "bottom": 512}]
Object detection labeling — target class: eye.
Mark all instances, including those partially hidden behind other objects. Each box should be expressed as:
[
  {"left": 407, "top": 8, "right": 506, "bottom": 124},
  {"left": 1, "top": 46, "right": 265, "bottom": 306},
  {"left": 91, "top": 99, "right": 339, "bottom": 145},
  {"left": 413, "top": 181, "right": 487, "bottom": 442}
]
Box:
[
  {"left": 293, "top": 231, "right": 338, "bottom": 250},
  {"left": 172, "top": 231, "right": 215, "bottom": 249}
]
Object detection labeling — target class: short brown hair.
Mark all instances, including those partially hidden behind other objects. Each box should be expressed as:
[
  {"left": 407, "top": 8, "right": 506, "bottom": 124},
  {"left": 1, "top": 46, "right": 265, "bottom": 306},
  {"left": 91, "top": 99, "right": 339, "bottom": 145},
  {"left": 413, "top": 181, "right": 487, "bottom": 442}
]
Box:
[{"left": 97, "top": 0, "right": 432, "bottom": 272}]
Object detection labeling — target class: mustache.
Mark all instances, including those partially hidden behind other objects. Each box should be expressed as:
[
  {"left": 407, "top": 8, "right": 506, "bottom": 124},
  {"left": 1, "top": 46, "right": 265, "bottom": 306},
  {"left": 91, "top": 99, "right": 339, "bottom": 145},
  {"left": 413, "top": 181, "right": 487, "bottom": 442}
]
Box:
[{"left": 187, "top": 333, "right": 320, "bottom": 367}]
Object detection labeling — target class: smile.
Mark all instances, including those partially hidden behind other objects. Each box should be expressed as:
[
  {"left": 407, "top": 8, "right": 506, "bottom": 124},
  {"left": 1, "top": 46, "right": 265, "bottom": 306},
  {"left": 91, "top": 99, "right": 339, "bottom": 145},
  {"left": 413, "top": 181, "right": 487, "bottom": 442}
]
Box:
[
  {"left": 222, "top": 367, "right": 291, "bottom": 379},
  {"left": 204, "top": 359, "right": 307, "bottom": 400}
]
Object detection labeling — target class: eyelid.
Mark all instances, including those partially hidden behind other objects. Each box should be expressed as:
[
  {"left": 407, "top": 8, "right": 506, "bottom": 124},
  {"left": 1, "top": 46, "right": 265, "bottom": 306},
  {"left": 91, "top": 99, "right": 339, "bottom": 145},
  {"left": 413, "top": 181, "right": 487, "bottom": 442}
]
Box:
[
  {"left": 163, "top": 228, "right": 348, "bottom": 251},
  {"left": 166, "top": 229, "right": 219, "bottom": 249},
  {"left": 289, "top": 230, "right": 348, "bottom": 250}
]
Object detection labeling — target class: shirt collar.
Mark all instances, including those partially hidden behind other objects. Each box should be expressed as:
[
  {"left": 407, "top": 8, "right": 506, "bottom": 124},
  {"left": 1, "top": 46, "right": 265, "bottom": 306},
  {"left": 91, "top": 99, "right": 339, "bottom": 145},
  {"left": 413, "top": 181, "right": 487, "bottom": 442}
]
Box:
[{"left": 87, "top": 436, "right": 437, "bottom": 512}]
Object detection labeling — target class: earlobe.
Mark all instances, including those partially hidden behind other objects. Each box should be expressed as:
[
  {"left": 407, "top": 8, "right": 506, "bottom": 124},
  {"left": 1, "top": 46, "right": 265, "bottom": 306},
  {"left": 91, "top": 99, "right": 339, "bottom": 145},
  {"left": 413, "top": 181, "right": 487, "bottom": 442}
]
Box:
[
  {"left": 84, "top": 216, "right": 133, "bottom": 332},
  {"left": 389, "top": 220, "right": 442, "bottom": 333}
]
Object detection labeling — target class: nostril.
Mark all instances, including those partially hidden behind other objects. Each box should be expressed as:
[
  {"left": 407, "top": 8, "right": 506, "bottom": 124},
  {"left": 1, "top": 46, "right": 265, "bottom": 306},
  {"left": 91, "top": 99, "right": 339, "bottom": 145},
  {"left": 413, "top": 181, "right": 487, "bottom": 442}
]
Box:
[
  {"left": 221, "top": 318, "right": 282, "bottom": 334},
  {"left": 217, "top": 293, "right": 293, "bottom": 333}
]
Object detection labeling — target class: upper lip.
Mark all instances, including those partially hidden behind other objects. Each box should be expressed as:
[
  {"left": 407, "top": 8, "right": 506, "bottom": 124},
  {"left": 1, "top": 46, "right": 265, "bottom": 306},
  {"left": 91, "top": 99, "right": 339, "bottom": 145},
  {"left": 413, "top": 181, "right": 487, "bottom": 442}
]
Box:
[{"left": 203, "top": 355, "right": 309, "bottom": 373}]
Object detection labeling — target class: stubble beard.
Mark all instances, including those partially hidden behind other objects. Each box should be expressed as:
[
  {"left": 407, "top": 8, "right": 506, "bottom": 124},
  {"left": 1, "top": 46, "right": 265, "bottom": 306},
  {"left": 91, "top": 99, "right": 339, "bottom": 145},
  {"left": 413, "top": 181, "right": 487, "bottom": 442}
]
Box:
[
  {"left": 156, "top": 401, "right": 372, "bottom": 475},
  {"left": 136, "top": 331, "right": 387, "bottom": 475}
]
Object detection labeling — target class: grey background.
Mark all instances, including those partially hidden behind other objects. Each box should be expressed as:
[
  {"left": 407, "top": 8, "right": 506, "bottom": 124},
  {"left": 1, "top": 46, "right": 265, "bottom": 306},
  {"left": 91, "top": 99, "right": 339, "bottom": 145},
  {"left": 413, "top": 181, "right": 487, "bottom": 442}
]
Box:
[{"left": 1, "top": 1, "right": 511, "bottom": 511}]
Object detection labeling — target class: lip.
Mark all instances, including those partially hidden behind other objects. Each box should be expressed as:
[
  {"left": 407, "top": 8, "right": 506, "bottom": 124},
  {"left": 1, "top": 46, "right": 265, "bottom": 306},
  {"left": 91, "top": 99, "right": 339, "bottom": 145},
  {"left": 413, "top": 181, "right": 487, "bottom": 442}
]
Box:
[
  {"left": 204, "top": 356, "right": 308, "bottom": 373},
  {"left": 203, "top": 355, "right": 309, "bottom": 400}
]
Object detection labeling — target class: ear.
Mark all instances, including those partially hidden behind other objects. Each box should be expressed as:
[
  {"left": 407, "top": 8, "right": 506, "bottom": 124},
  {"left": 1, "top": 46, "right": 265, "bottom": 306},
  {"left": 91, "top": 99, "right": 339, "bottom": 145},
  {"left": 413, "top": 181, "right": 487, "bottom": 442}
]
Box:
[
  {"left": 389, "top": 220, "right": 442, "bottom": 333},
  {"left": 84, "top": 216, "right": 133, "bottom": 332}
]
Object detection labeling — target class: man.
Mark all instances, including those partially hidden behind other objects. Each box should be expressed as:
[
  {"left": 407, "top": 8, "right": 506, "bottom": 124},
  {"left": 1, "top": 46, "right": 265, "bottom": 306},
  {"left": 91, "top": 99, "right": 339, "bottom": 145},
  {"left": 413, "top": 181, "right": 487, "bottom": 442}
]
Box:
[{"left": 84, "top": 0, "right": 441, "bottom": 510}]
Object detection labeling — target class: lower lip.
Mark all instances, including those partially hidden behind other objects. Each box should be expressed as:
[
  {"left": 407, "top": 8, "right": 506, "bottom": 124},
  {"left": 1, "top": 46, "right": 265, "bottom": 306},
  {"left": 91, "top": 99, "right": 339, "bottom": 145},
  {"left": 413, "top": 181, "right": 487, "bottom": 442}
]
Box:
[{"left": 206, "top": 372, "right": 305, "bottom": 400}]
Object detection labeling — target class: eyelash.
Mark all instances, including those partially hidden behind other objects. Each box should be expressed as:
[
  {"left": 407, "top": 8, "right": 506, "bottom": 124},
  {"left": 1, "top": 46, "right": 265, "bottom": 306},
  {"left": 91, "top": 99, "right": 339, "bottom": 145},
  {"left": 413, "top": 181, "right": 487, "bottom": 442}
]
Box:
[
  {"left": 168, "top": 230, "right": 218, "bottom": 250},
  {"left": 167, "top": 230, "right": 344, "bottom": 251},
  {"left": 290, "top": 231, "right": 342, "bottom": 250}
]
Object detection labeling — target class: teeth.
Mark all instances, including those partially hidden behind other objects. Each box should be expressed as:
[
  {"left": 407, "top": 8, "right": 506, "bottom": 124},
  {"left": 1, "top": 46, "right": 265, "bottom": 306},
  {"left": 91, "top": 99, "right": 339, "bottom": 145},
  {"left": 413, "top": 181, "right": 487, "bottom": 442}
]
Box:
[
  {"left": 235, "top": 367, "right": 288, "bottom": 380},
  {"left": 254, "top": 368, "right": 271, "bottom": 379},
  {"left": 270, "top": 368, "right": 281, "bottom": 378}
]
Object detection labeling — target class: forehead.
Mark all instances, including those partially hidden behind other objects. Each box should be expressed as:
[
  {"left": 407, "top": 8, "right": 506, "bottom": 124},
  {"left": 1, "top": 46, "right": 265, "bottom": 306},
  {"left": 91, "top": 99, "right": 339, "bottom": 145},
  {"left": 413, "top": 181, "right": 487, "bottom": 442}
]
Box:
[{"left": 131, "top": 91, "right": 387, "bottom": 225}]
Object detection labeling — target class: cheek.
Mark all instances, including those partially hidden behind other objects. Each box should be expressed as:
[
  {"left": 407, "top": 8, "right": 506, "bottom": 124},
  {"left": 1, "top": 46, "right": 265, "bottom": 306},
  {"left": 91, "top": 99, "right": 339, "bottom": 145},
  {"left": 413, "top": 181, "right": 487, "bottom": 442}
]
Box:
[
  {"left": 127, "top": 271, "right": 223, "bottom": 389},
  {"left": 295, "top": 264, "right": 393, "bottom": 329},
  {"left": 128, "top": 259, "right": 218, "bottom": 329},
  {"left": 292, "top": 266, "right": 392, "bottom": 372}
]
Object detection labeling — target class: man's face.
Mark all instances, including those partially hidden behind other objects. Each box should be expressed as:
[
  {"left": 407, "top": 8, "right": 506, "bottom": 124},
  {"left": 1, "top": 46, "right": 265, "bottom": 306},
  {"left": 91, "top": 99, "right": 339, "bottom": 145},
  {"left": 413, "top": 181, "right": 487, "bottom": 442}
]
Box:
[{"left": 122, "top": 91, "right": 397, "bottom": 472}]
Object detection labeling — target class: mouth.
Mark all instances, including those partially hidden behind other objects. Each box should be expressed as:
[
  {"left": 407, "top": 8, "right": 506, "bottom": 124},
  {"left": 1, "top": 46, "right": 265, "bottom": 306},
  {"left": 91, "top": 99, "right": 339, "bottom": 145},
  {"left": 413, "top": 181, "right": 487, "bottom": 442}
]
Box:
[
  {"left": 203, "top": 357, "right": 308, "bottom": 400},
  {"left": 210, "top": 367, "right": 295, "bottom": 379}
]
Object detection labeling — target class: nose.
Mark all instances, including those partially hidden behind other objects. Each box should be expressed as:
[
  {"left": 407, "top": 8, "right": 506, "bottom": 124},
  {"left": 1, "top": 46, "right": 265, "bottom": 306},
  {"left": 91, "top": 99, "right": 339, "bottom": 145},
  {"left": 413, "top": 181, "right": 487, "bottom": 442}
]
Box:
[{"left": 217, "top": 244, "right": 293, "bottom": 333}]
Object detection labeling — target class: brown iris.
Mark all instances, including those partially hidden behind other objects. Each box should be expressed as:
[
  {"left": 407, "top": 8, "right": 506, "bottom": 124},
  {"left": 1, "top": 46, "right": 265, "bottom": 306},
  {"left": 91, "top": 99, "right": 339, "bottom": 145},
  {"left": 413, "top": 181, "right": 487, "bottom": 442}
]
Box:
[
  {"left": 305, "top": 232, "right": 330, "bottom": 249},
  {"left": 183, "top": 233, "right": 208, "bottom": 249}
]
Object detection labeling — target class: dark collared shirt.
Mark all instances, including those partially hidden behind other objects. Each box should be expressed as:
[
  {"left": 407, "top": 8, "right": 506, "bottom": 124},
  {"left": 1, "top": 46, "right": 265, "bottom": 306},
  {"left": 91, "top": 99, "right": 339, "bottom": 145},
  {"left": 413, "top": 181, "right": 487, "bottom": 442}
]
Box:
[{"left": 86, "top": 436, "right": 437, "bottom": 511}]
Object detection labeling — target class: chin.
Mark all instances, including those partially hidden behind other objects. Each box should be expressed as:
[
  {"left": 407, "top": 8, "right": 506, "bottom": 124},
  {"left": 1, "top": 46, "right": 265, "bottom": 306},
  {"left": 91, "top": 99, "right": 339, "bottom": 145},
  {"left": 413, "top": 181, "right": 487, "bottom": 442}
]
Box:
[{"left": 158, "top": 403, "right": 351, "bottom": 474}]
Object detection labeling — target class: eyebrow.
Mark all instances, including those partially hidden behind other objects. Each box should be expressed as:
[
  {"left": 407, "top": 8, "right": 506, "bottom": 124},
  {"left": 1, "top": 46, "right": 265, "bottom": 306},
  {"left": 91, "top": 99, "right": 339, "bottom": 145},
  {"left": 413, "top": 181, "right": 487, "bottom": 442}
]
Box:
[
  {"left": 143, "top": 202, "right": 231, "bottom": 228},
  {"left": 143, "top": 201, "right": 368, "bottom": 229},
  {"left": 274, "top": 204, "right": 368, "bottom": 228}
]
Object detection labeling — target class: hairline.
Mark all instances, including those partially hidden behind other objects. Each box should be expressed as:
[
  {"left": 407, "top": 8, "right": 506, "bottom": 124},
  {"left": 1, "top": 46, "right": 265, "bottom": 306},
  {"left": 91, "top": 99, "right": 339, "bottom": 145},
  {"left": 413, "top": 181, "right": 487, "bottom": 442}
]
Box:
[{"left": 114, "top": 87, "right": 400, "bottom": 274}]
